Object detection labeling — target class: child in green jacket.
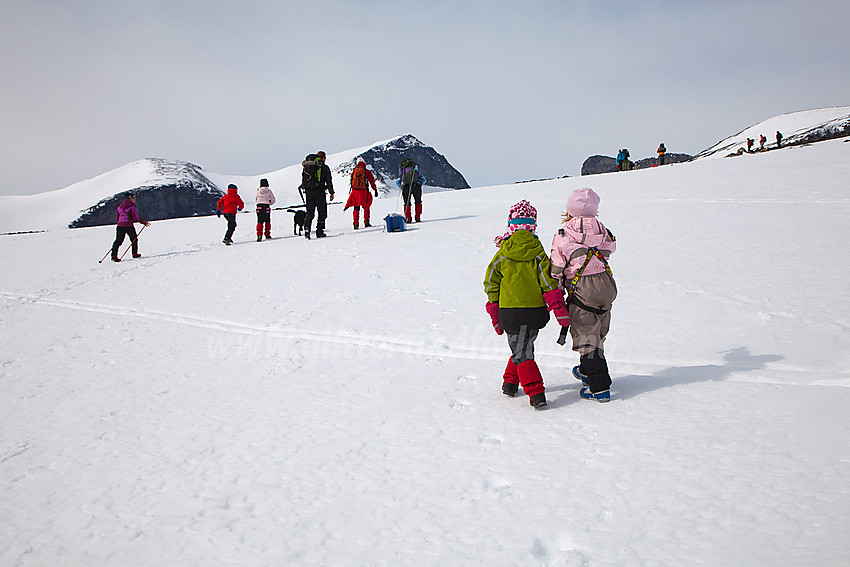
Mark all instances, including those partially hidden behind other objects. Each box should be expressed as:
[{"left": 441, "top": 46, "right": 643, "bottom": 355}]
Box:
[{"left": 483, "top": 200, "right": 571, "bottom": 409}]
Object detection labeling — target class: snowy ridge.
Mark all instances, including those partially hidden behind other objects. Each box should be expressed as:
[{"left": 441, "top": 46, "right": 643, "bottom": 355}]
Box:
[
  {"left": 695, "top": 105, "right": 850, "bottom": 159},
  {"left": 2, "top": 134, "right": 849, "bottom": 565}
]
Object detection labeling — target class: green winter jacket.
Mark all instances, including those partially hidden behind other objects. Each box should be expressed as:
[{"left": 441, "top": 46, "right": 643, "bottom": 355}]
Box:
[{"left": 484, "top": 230, "right": 560, "bottom": 307}]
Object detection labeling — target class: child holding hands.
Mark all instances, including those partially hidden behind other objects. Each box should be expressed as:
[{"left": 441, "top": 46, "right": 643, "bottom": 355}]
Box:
[
  {"left": 484, "top": 200, "right": 571, "bottom": 410},
  {"left": 550, "top": 188, "right": 617, "bottom": 402}
]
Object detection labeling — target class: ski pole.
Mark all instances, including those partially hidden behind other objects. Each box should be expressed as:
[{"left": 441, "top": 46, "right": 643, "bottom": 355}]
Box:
[
  {"left": 118, "top": 224, "right": 148, "bottom": 261},
  {"left": 98, "top": 246, "right": 113, "bottom": 264}
]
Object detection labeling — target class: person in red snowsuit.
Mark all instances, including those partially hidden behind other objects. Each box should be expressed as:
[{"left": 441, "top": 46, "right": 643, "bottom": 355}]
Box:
[{"left": 344, "top": 160, "right": 378, "bottom": 229}]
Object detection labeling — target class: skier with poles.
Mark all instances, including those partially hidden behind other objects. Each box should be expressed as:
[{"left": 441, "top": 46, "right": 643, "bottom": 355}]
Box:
[
  {"left": 109, "top": 192, "right": 150, "bottom": 262},
  {"left": 397, "top": 159, "right": 426, "bottom": 223}
]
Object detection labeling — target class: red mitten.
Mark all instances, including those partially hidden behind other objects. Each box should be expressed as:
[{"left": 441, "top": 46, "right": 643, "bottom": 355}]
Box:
[
  {"left": 485, "top": 302, "right": 503, "bottom": 335},
  {"left": 543, "top": 289, "right": 571, "bottom": 327}
]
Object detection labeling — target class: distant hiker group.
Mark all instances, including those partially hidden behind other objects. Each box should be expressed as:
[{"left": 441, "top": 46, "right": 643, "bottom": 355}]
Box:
[
  {"left": 730, "top": 130, "right": 784, "bottom": 157},
  {"left": 616, "top": 149, "right": 633, "bottom": 171},
  {"left": 105, "top": 154, "right": 428, "bottom": 257}
]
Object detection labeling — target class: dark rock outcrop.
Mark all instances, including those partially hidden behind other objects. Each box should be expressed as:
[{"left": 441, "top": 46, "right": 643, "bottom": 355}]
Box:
[
  {"left": 335, "top": 134, "right": 470, "bottom": 191},
  {"left": 634, "top": 153, "right": 692, "bottom": 169},
  {"left": 581, "top": 155, "right": 618, "bottom": 176},
  {"left": 581, "top": 153, "right": 692, "bottom": 175},
  {"left": 69, "top": 159, "right": 222, "bottom": 228}
]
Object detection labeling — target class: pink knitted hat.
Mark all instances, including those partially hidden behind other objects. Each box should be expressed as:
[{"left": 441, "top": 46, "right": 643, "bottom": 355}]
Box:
[
  {"left": 494, "top": 200, "right": 537, "bottom": 246},
  {"left": 566, "top": 187, "right": 600, "bottom": 217}
]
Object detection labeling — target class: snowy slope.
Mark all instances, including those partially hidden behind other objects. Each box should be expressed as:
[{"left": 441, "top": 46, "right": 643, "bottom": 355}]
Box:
[
  {"left": 695, "top": 105, "right": 850, "bottom": 159},
  {"left": 1, "top": 138, "right": 849, "bottom": 566}
]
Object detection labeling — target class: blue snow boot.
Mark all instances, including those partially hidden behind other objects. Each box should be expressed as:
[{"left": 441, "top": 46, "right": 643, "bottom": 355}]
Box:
[
  {"left": 572, "top": 365, "right": 590, "bottom": 387},
  {"left": 579, "top": 387, "right": 610, "bottom": 403}
]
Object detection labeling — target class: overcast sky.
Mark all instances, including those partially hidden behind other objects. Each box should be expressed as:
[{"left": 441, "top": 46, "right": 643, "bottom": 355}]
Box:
[{"left": 1, "top": 0, "right": 848, "bottom": 196}]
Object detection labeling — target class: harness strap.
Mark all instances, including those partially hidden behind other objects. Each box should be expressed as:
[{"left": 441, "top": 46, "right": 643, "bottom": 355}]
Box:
[
  {"left": 567, "top": 247, "right": 612, "bottom": 293},
  {"left": 570, "top": 295, "right": 609, "bottom": 315},
  {"left": 565, "top": 247, "right": 614, "bottom": 315}
]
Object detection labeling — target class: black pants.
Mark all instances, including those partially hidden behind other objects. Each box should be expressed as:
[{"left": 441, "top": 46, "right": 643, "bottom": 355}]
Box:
[
  {"left": 223, "top": 213, "right": 237, "bottom": 241},
  {"left": 112, "top": 226, "right": 138, "bottom": 258},
  {"left": 304, "top": 190, "right": 328, "bottom": 233},
  {"left": 402, "top": 183, "right": 422, "bottom": 206},
  {"left": 256, "top": 204, "right": 271, "bottom": 224}
]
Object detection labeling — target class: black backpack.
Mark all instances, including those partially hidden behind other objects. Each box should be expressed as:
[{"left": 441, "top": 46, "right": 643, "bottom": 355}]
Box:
[{"left": 301, "top": 154, "right": 322, "bottom": 190}]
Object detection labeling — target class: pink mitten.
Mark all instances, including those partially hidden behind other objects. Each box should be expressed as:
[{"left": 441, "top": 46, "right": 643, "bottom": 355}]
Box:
[
  {"left": 485, "top": 302, "right": 503, "bottom": 335},
  {"left": 543, "top": 289, "right": 571, "bottom": 327}
]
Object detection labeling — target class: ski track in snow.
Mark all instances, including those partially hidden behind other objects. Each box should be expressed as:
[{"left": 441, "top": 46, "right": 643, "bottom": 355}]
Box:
[
  {"left": 2, "top": 291, "right": 523, "bottom": 363},
  {"left": 4, "top": 289, "right": 848, "bottom": 389}
]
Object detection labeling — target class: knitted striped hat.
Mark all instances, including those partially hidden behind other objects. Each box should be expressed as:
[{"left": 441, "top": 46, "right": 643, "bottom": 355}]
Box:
[{"left": 495, "top": 200, "right": 537, "bottom": 246}]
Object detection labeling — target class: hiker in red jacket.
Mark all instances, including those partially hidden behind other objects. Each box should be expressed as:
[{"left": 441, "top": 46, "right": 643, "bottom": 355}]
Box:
[
  {"left": 217, "top": 184, "right": 244, "bottom": 245},
  {"left": 110, "top": 192, "right": 150, "bottom": 262},
  {"left": 344, "top": 160, "right": 378, "bottom": 229}
]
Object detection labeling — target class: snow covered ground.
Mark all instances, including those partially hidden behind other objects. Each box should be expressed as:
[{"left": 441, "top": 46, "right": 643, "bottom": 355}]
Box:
[{"left": 2, "top": 137, "right": 849, "bottom": 566}]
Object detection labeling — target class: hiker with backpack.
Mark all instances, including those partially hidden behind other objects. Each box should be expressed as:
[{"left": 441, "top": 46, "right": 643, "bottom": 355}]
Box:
[
  {"left": 616, "top": 149, "right": 625, "bottom": 171},
  {"left": 344, "top": 159, "right": 378, "bottom": 229},
  {"left": 397, "top": 158, "right": 427, "bottom": 223},
  {"left": 110, "top": 191, "right": 150, "bottom": 262},
  {"left": 301, "top": 151, "right": 335, "bottom": 239},
  {"left": 216, "top": 183, "right": 245, "bottom": 245},
  {"left": 549, "top": 187, "right": 617, "bottom": 402},
  {"left": 483, "top": 200, "right": 570, "bottom": 410},
  {"left": 657, "top": 143, "right": 667, "bottom": 166},
  {"left": 255, "top": 178, "right": 276, "bottom": 241}
]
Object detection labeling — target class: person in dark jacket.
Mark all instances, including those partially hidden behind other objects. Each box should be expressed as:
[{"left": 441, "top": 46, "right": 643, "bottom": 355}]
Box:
[
  {"left": 776, "top": 131, "right": 783, "bottom": 148},
  {"left": 397, "top": 159, "right": 427, "bottom": 223},
  {"left": 216, "top": 184, "right": 245, "bottom": 245},
  {"left": 110, "top": 192, "right": 150, "bottom": 262},
  {"left": 657, "top": 143, "right": 667, "bottom": 166},
  {"left": 301, "top": 151, "right": 334, "bottom": 239}
]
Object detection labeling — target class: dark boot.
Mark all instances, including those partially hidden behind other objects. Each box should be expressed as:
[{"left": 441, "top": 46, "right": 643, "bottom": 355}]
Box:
[
  {"left": 517, "top": 360, "right": 545, "bottom": 408},
  {"left": 580, "top": 349, "right": 612, "bottom": 397},
  {"left": 502, "top": 358, "right": 519, "bottom": 396}
]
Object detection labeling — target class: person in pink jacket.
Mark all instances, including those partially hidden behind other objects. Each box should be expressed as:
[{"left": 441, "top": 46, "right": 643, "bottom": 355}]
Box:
[
  {"left": 550, "top": 187, "right": 617, "bottom": 402},
  {"left": 255, "top": 178, "right": 276, "bottom": 241},
  {"left": 110, "top": 192, "right": 150, "bottom": 262}
]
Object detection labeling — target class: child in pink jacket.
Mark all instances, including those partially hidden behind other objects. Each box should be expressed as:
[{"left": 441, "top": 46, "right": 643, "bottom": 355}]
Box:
[{"left": 550, "top": 188, "right": 617, "bottom": 402}]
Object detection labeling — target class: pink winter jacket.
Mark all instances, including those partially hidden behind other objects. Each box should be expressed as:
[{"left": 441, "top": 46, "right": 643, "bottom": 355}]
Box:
[
  {"left": 549, "top": 217, "right": 616, "bottom": 288},
  {"left": 255, "top": 186, "right": 276, "bottom": 206}
]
